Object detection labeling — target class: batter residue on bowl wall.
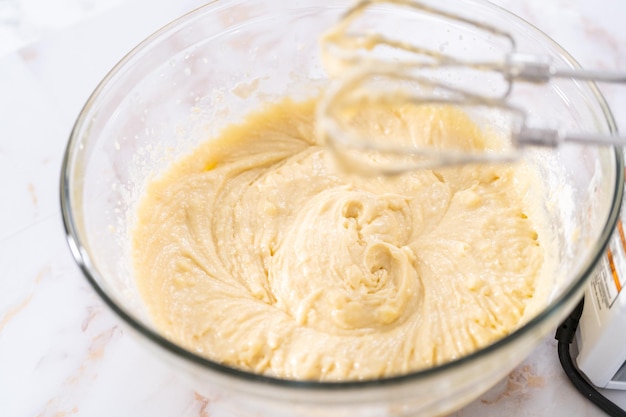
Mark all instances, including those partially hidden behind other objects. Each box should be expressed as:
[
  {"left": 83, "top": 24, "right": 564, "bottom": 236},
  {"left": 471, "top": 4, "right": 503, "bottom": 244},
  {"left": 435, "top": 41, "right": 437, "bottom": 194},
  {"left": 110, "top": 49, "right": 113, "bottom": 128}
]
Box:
[{"left": 132, "top": 97, "right": 555, "bottom": 381}]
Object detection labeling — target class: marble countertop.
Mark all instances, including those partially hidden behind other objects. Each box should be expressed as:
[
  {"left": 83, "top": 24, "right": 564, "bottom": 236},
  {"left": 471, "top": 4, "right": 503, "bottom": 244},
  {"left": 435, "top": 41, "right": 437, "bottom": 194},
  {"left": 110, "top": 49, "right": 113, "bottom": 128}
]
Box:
[{"left": 1, "top": 0, "right": 626, "bottom": 416}]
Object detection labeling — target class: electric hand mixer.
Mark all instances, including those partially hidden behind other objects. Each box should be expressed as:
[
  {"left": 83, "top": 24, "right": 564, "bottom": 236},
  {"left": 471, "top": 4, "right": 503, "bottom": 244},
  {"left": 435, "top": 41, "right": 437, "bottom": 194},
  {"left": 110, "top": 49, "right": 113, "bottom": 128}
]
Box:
[{"left": 317, "top": 2, "right": 626, "bottom": 415}]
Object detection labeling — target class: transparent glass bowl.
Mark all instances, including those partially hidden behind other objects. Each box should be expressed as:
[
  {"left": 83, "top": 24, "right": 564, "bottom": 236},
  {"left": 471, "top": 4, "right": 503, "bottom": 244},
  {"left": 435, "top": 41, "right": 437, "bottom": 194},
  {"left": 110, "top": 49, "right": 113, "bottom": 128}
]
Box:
[{"left": 60, "top": 1, "right": 624, "bottom": 416}]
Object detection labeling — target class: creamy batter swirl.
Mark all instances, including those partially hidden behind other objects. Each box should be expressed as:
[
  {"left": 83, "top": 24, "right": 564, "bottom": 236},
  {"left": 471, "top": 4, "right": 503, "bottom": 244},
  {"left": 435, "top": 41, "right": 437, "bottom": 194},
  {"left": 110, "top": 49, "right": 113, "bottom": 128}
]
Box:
[{"left": 133, "top": 98, "right": 552, "bottom": 381}]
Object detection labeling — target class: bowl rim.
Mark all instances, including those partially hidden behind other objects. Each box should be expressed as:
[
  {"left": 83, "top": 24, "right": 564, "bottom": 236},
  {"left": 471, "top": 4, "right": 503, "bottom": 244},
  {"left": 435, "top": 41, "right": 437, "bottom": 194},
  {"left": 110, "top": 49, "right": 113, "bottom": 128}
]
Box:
[{"left": 60, "top": 0, "right": 625, "bottom": 392}]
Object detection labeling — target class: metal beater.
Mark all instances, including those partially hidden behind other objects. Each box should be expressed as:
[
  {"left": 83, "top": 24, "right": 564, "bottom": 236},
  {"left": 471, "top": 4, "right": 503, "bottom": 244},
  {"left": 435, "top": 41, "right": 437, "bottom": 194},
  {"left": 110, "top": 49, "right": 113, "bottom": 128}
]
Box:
[{"left": 317, "top": 0, "right": 626, "bottom": 174}]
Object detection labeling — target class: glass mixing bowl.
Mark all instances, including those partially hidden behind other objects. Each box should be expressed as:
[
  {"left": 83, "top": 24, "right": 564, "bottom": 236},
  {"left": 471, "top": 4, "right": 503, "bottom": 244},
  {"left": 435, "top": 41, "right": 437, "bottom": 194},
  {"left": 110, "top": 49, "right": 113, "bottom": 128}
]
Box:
[{"left": 60, "top": 0, "right": 624, "bottom": 416}]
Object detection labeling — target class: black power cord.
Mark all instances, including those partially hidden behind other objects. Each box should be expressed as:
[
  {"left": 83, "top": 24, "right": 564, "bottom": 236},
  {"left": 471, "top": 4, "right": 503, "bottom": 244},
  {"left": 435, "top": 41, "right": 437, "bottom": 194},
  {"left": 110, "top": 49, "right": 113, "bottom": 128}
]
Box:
[{"left": 555, "top": 299, "right": 626, "bottom": 417}]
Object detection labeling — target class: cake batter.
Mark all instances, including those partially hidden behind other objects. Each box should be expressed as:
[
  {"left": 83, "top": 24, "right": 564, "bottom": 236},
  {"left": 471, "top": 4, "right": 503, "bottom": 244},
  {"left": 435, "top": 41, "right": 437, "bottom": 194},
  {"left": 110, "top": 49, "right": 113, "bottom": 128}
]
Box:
[{"left": 132, "top": 98, "right": 554, "bottom": 381}]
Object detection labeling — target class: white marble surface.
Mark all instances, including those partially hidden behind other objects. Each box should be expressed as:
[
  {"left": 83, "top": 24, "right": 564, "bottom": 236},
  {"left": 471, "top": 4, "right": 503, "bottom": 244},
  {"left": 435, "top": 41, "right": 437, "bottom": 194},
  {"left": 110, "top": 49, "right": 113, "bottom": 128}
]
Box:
[{"left": 1, "top": 0, "right": 626, "bottom": 416}]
